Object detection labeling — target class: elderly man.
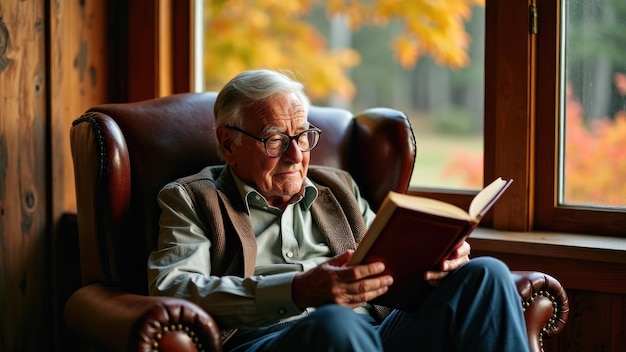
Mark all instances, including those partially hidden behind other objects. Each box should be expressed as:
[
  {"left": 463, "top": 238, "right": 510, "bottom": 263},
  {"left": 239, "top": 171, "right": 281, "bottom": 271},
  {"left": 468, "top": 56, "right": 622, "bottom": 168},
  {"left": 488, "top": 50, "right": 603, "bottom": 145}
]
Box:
[{"left": 148, "top": 69, "right": 529, "bottom": 352}]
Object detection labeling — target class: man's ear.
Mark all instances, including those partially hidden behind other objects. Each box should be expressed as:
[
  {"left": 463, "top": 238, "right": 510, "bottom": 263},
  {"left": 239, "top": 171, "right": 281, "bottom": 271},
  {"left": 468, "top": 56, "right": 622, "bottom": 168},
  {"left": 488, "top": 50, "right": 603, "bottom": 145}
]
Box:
[{"left": 216, "top": 126, "right": 236, "bottom": 164}]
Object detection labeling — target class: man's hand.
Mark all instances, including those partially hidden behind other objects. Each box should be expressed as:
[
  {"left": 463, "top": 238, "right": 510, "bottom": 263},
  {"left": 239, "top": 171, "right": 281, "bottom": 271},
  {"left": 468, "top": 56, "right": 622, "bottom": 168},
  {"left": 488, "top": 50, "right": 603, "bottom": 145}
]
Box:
[
  {"left": 291, "top": 251, "right": 393, "bottom": 310},
  {"left": 424, "top": 241, "right": 471, "bottom": 286}
]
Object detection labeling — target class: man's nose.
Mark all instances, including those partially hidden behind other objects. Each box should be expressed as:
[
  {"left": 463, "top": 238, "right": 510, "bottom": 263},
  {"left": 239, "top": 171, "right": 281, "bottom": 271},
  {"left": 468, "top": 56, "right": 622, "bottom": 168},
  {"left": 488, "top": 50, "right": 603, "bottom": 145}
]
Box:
[{"left": 282, "top": 139, "right": 303, "bottom": 161}]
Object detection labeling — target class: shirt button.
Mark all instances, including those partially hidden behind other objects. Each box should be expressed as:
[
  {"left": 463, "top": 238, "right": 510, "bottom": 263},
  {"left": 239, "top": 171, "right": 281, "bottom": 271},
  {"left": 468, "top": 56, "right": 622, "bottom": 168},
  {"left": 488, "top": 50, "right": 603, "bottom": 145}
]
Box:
[
  {"left": 255, "top": 195, "right": 261, "bottom": 201},
  {"left": 286, "top": 251, "right": 294, "bottom": 258},
  {"left": 277, "top": 308, "right": 287, "bottom": 315}
]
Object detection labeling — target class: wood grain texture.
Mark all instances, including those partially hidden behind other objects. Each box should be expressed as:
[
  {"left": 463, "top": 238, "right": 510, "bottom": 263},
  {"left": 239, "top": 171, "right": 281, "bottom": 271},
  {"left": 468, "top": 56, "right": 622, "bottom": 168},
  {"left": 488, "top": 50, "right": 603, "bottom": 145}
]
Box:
[
  {"left": 0, "top": 0, "right": 49, "bottom": 351},
  {"left": 48, "top": 0, "right": 111, "bottom": 350},
  {"left": 484, "top": 0, "right": 535, "bottom": 231},
  {"left": 471, "top": 246, "right": 626, "bottom": 352}
]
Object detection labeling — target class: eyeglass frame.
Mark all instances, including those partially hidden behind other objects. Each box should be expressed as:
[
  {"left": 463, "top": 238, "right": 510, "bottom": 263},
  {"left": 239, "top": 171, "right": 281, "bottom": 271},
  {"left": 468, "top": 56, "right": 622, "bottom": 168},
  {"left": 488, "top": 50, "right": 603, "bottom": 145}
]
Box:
[{"left": 225, "top": 123, "right": 322, "bottom": 158}]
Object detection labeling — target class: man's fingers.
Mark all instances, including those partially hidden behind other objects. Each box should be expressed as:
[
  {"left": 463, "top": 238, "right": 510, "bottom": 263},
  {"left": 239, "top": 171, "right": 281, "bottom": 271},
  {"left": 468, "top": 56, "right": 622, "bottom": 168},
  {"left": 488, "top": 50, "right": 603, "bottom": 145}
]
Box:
[
  {"left": 327, "top": 251, "right": 353, "bottom": 266},
  {"left": 441, "top": 255, "right": 470, "bottom": 271},
  {"left": 338, "top": 274, "right": 393, "bottom": 304},
  {"left": 424, "top": 270, "right": 447, "bottom": 281},
  {"left": 457, "top": 241, "right": 471, "bottom": 257},
  {"left": 345, "top": 261, "right": 387, "bottom": 280},
  {"left": 344, "top": 282, "right": 390, "bottom": 306}
]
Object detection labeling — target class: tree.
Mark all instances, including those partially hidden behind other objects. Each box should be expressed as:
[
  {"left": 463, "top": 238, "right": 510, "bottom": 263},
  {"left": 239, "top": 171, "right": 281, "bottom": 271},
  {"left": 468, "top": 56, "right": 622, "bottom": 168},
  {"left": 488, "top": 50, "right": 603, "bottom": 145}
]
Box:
[{"left": 203, "top": 0, "right": 484, "bottom": 101}]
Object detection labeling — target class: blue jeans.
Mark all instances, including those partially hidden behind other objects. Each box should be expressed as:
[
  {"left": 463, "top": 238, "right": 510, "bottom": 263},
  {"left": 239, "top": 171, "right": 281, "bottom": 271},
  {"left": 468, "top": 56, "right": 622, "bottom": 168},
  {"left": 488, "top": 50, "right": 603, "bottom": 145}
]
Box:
[{"left": 225, "top": 257, "right": 530, "bottom": 352}]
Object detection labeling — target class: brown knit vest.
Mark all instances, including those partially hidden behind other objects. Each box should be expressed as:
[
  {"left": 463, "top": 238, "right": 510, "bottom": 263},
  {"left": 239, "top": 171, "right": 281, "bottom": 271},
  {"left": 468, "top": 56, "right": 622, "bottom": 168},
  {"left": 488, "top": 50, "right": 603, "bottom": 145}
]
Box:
[{"left": 180, "top": 165, "right": 368, "bottom": 277}]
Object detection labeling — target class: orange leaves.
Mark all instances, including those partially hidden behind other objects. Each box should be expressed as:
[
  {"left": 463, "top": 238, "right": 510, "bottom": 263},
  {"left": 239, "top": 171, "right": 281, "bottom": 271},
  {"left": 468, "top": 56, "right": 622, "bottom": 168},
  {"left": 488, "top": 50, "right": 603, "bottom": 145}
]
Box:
[
  {"left": 563, "top": 82, "right": 626, "bottom": 206},
  {"left": 326, "top": 0, "right": 481, "bottom": 69},
  {"left": 203, "top": 0, "right": 358, "bottom": 100},
  {"left": 407, "top": 2, "right": 474, "bottom": 68},
  {"left": 614, "top": 72, "right": 626, "bottom": 96},
  {"left": 441, "top": 149, "right": 484, "bottom": 188},
  {"left": 203, "top": 0, "right": 482, "bottom": 100},
  {"left": 392, "top": 36, "right": 420, "bottom": 69}
]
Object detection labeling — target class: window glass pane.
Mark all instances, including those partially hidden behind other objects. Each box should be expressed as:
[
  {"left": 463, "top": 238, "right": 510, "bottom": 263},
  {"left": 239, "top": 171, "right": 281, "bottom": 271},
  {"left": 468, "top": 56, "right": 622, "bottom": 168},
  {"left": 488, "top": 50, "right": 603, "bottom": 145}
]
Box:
[
  {"left": 561, "top": 0, "right": 626, "bottom": 207},
  {"left": 200, "top": 2, "right": 485, "bottom": 190}
]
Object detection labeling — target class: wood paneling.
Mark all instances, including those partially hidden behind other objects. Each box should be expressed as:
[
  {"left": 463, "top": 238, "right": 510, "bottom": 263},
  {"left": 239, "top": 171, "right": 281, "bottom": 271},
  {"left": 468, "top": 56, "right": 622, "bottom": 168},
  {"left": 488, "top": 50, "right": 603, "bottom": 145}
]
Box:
[
  {"left": 1, "top": 0, "right": 114, "bottom": 350},
  {"left": 0, "top": 1, "right": 49, "bottom": 351},
  {"left": 50, "top": 0, "right": 110, "bottom": 214},
  {"left": 472, "top": 246, "right": 626, "bottom": 352},
  {"left": 49, "top": 1, "right": 112, "bottom": 350},
  {"left": 558, "top": 291, "right": 624, "bottom": 352}
]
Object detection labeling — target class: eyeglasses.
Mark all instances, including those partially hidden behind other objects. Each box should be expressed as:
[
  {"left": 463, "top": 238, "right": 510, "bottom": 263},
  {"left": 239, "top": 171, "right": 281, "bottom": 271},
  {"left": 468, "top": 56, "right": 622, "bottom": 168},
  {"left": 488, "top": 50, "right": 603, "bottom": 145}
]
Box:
[{"left": 226, "top": 124, "right": 322, "bottom": 158}]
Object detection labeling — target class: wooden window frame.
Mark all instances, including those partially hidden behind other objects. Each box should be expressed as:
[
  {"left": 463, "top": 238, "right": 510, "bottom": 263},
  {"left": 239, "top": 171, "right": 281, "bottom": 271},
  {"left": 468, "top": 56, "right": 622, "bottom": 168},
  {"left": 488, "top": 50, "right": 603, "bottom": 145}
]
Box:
[
  {"left": 127, "top": 0, "right": 191, "bottom": 102},
  {"left": 533, "top": 0, "right": 626, "bottom": 237},
  {"left": 411, "top": 0, "right": 626, "bottom": 238},
  {"left": 410, "top": 0, "right": 536, "bottom": 232}
]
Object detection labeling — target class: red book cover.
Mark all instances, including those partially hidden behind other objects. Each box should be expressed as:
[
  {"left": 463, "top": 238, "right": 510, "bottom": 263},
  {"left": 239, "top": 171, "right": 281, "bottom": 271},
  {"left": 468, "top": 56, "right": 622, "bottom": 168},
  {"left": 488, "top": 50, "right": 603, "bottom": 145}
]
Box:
[{"left": 348, "top": 178, "right": 513, "bottom": 311}]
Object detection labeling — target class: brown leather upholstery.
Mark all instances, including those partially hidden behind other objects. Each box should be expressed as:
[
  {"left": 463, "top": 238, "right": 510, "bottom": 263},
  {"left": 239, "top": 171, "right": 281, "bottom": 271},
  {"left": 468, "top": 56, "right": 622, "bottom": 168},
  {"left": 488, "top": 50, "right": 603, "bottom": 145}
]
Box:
[
  {"left": 66, "top": 92, "right": 567, "bottom": 351},
  {"left": 514, "top": 271, "right": 570, "bottom": 352}
]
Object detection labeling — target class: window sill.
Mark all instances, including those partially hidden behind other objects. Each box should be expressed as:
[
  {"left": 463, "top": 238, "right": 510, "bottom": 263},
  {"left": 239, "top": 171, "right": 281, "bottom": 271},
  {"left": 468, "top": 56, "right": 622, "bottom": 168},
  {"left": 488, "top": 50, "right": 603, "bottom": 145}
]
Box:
[
  {"left": 468, "top": 228, "right": 626, "bottom": 294},
  {"left": 470, "top": 228, "right": 626, "bottom": 265}
]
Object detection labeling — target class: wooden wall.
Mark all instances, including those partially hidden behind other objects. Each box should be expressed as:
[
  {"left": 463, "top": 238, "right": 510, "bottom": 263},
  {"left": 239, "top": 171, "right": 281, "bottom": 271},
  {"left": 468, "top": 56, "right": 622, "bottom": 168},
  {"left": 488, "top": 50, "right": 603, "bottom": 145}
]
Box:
[
  {"left": 1, "top": 0, "right": 118, "bottom": 350},
  {"left": 0, "top": 0, "right": 624, "bottom": 351},
  {"left": 470, "top": 247, "right": 626, "bottom": 352},
  {"left": 0, "top": 1, "right": 48, "bottom": 350}
]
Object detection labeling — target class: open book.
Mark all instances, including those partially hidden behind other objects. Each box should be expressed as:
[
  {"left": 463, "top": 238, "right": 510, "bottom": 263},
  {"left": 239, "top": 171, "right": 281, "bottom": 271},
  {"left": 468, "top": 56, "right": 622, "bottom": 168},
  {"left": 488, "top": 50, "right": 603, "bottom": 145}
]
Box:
[{"left": 348, "top": 177, "right": 513, "bottom": 311}]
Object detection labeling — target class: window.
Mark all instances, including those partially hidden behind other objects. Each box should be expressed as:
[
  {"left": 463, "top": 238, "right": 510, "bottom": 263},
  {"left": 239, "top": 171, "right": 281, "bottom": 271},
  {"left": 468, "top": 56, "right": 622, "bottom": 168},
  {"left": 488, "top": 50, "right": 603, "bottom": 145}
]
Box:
[
  {"left": 197, "top": 1, "right": 486, "bottom": 190},
  {"left": 559, "top": 0, "right": 626, "bottom": 208},
  {"left": 191, "top": 0, "right": 626, "bottom": 237},
  {"left": 535, "top": 0, "right": 626, "bottom": 236}
]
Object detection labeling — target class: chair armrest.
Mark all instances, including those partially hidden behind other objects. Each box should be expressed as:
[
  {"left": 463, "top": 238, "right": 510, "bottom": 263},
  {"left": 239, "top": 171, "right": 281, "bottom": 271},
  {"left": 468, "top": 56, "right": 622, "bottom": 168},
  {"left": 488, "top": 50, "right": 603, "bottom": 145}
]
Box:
[
  {"left": 511, "top": 271, "right": 569, "bottom": 352},
  {"left": 65, "top": 283, "right": 222, "bottom": 352}
]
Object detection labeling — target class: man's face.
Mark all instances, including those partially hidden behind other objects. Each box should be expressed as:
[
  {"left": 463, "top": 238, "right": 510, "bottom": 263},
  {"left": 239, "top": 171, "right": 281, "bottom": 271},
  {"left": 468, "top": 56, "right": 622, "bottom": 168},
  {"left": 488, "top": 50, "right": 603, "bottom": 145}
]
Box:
[{"left": 217, "top": 93, "right": 310, "bottom": 208}]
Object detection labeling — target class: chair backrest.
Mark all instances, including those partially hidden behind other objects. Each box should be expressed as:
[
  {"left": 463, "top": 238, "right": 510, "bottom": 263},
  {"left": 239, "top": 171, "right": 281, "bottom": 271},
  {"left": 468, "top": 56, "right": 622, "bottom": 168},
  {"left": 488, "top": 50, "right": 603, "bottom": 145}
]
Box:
[{"left": 70, "top": 92, "right": 416, "bottom": 294}]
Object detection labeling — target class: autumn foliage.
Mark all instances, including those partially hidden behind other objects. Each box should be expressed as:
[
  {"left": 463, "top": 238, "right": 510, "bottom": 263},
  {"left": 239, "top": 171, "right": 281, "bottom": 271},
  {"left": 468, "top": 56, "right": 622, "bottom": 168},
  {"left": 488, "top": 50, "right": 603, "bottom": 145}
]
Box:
[
  {"left": 203, "top": 0, "right": 484, "bottom": 101},
  {"left": 442, "top": 78, "right": 626, "bottom": 207},
  {"left": 563, "top": 82, "right": 626, "bottom": 206},
  {"left": 441, "top": 149, "right": 483, "bottom": 188}
]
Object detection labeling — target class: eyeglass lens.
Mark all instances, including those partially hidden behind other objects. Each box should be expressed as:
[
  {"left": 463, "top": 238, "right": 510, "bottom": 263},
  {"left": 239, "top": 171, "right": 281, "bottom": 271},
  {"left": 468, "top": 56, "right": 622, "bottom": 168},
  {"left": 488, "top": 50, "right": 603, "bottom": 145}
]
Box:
[{"left": 266, "top": 130, "right": 320, "bottom": 157}]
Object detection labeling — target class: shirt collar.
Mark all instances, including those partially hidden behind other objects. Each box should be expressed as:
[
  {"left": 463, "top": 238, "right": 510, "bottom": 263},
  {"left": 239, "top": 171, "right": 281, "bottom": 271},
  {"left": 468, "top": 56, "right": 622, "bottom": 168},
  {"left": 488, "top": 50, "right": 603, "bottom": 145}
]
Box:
[{"left": 229, "top": 166, "right": 318, "bottom": 212}]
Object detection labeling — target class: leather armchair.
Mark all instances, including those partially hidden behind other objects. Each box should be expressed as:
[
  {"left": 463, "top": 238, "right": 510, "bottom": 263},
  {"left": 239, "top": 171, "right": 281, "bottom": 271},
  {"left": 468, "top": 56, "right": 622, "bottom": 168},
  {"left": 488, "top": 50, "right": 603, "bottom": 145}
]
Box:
[{"left": 66, "top": 92, "right": 568, "bottom": 352}]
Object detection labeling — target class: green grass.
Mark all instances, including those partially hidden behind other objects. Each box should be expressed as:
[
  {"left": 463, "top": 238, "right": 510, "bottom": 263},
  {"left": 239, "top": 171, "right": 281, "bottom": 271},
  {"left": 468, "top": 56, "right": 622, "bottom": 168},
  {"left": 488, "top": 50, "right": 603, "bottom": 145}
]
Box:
[{"left": 408, "top": 116, "right": 483, "bottom": 190}]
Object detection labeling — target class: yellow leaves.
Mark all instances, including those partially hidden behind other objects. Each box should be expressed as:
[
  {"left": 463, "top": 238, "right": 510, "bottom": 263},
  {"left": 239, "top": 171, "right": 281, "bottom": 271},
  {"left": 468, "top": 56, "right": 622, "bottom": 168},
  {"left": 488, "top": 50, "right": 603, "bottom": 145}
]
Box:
[
  {"left": 376, "top": 0, "right": 476, "bottom": 69},
  {"left": 203, "top": 0, "right": 360, "bottom": 100},
  {"left": 203, "top": 0, "right": 483, "bottom": 100},
  {"left": 392, "top": 36, "right": 419, "bottom": 69},
  {"left": 300, "top": 48, "right": 361, "bottom": 100}
]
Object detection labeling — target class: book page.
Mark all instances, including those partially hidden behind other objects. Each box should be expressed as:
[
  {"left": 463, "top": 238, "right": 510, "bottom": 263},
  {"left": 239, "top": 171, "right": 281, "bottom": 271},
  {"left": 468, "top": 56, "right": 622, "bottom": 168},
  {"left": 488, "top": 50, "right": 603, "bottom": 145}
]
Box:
[
  {"left": 468, "top": 177, "right": 513, "bottom": 220},
  {"left": 389, "top": 192, "right": 470, "bottom": 220}
]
